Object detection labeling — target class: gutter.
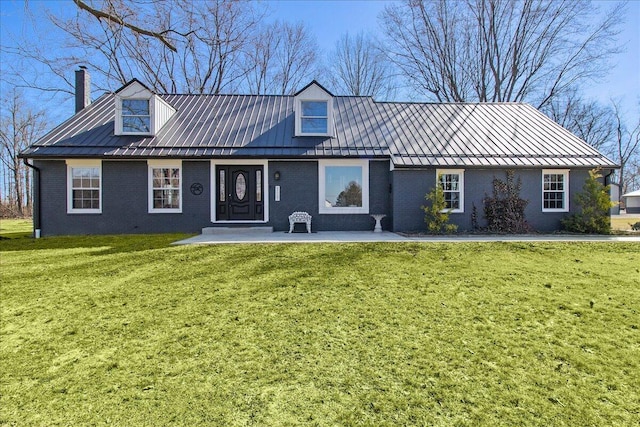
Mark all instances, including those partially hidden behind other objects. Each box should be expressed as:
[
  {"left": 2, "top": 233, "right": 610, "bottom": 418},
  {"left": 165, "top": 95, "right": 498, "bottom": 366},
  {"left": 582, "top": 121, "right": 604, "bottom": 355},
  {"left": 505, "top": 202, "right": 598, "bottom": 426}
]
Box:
[{"left": 22, "top": 158, "right": 41, "bottom": 238}]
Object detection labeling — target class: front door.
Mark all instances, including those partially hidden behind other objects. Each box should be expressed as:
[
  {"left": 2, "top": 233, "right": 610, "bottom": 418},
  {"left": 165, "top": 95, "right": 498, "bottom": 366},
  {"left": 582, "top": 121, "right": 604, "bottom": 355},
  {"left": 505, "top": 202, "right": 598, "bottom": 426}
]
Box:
[{"left": 216, "top": 166, "right": 264, "bottom": 221}]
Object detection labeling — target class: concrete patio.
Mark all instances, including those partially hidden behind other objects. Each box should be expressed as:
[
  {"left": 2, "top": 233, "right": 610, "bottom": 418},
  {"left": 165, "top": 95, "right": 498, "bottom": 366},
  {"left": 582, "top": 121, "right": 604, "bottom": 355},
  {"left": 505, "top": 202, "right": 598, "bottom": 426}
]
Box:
[{"left": 174, "top": 230, "right": 640, "bottom": 245}]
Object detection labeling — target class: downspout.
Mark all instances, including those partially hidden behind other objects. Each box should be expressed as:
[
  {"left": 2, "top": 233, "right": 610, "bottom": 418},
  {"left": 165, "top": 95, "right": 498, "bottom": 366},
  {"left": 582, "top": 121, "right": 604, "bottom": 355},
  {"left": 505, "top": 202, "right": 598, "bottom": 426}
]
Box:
[
  {"left": 604, "top": 168, "right": 617, "bottom": 214},
  {"left": 22, "top": 158, "right": 41, "bottom": 238},
  {"left": 604, "top": 168, "right": 614, "bottom": 184}
]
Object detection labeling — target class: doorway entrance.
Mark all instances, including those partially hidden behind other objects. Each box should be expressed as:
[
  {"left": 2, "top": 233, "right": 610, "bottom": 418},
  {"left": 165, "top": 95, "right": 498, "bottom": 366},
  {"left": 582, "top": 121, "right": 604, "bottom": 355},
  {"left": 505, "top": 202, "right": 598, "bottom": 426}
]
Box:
[{"left": 215, "top": 165, "right": 264, "bottom": 221}]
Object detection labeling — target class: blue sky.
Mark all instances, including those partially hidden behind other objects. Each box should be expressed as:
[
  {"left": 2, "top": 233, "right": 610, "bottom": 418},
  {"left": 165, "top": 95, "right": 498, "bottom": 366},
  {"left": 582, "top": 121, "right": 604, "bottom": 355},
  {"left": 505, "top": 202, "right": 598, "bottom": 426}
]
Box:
[
  {"left": 271, "top": 0, "right": 639, "bottom": 114},
  {"left": 1, "top": 0, "right": 638, "bottom": 116}
]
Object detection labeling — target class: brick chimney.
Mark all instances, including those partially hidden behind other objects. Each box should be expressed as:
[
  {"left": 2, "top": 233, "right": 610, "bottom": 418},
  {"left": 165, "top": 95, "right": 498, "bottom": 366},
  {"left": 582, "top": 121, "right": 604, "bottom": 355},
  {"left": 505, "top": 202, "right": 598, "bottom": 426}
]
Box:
[{"left": 75, "top": 66, "right": 91, "bottom": 113}]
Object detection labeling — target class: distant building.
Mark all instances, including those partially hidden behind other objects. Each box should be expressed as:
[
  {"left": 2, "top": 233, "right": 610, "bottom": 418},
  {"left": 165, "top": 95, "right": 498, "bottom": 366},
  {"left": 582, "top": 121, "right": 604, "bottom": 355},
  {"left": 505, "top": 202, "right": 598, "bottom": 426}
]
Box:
[{"left": 622, "top": 190, "right": 640, "bottom": 214}]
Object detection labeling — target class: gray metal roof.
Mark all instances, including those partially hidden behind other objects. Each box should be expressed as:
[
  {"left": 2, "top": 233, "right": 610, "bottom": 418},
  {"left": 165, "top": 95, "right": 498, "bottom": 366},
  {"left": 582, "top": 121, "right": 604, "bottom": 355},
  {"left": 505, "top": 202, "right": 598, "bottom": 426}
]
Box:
[
  {"left": 22, "top": 89, "right": 617, "bottom": 168},
  {"left": 384, "top": 103, "right": 616, "bottom": 167}
]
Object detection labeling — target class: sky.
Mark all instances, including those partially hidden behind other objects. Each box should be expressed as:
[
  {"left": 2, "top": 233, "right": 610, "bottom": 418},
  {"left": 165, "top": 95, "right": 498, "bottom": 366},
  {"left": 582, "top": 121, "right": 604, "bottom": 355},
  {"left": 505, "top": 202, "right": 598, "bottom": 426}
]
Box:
[
  {"left": 0, "top": 0, "right": 638, "bottom": 117},
  {"left": 274, "top": 0, "right": 640, "bottom": 114}
]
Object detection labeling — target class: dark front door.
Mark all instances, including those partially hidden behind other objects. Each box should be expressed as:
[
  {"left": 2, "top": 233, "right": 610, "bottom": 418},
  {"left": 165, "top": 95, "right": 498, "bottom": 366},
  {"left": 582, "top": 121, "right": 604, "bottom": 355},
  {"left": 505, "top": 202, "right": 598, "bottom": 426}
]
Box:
[{"left": 216, "top": 165, "right": 264, "bottom": 221}]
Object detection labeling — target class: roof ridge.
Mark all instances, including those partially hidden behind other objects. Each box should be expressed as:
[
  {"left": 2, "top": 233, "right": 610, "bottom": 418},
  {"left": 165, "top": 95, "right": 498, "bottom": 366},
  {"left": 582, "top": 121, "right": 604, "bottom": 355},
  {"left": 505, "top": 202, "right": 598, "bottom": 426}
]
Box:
[{"left": 375, "top": 100, "right": 530, "bottom": 105}]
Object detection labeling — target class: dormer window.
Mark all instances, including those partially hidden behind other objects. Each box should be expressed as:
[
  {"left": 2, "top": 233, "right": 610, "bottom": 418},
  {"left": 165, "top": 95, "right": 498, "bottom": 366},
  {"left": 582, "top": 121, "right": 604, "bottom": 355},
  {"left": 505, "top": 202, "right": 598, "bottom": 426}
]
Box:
[
  {"left": 122, "top": 99, "right": 151, "bottom": 133},
  {"left": 294, "top": 81, "right": 334, "bottom": 137},
  {"left": 301, "top": 101, "right": 328, "bottom": 134},
  {"left": 114, "top": 79, "right": 176, "bottom": 136}
]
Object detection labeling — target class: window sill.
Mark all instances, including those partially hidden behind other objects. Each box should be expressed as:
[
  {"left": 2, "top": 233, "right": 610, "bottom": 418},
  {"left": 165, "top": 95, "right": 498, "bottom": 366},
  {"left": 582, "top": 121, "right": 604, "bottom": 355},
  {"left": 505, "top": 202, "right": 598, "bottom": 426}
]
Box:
[
  {"left": 319, "top": 208, "right": 369, "bottom": 215},
  {"left": 119, "top": 132, "right": 154, "bottom": 136},
  {"left": 67, "top": 210, "right": 102, "bottom": 214}
]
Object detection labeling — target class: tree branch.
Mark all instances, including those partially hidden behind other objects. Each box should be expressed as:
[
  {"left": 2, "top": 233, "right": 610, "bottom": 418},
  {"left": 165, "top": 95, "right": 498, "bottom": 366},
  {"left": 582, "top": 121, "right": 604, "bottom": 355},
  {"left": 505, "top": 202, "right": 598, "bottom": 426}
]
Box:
[{"left": 72, "top": 0, "right": 177, "bottom": 52}]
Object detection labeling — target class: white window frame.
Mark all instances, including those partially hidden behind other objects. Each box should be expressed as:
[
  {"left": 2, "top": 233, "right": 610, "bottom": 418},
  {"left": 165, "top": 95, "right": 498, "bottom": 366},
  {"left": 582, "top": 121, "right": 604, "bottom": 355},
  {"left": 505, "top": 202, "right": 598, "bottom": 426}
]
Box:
[
  {"left": 120, "top": 98, "right": 152, "bottom": 135},
  {"left": 436, "top": 169, "right": 464, "bottom": 213},
  {"left": 66, "top": 159, "right": 102, "bottom": 214},
  {"left": 299, "top": 100, "right": 329, "bottom": 135},
  {"left": 148, "top": 160, "right": 182, "bottom": 213},
  {"left": 318, "top": 159, "right": 369, "bottom": 214},
  {"left": 542, "top": 169, "right": 569, "bottom": 212}
]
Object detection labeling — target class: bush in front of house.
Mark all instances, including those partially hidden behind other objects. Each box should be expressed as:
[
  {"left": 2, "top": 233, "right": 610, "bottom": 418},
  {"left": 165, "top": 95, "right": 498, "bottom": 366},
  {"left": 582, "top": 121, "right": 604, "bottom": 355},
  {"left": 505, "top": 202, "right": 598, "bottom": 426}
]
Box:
[
  {"left": 422, "top": 182, "right": 458, "bottom": 234},
  {"left": 562, "top": 169, "right": 615, "bottom": 234},
  {"left": 482, "top": 170, "right": 530, "bottom": 233}
]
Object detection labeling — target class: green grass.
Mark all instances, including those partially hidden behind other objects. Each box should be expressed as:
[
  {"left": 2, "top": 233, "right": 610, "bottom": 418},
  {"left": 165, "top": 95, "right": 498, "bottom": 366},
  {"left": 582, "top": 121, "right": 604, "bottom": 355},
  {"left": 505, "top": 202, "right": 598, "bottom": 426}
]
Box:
[
  {"left": 1, "top": 235, "right": 639, "bottom": 426},
  {"left": 0, "top": 218, "right": 33, "bottom": 239}
]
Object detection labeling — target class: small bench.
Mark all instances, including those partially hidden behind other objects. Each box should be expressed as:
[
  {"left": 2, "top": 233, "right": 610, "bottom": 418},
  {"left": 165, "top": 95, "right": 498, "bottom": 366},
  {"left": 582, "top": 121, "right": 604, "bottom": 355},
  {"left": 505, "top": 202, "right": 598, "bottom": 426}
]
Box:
[{"left": 289, "top": 211, "right": 312, "bottom": 233}]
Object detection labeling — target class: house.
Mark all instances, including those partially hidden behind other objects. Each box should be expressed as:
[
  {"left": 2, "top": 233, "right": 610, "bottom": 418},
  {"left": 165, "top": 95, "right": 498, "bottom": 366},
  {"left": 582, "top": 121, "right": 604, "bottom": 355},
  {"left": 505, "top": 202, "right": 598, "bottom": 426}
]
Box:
[
  {"left": 622, "top": 190, "right": 640, "bottom": 214},
  {"left": 21, "top": 69, "right": 618, "bottom": 236}
]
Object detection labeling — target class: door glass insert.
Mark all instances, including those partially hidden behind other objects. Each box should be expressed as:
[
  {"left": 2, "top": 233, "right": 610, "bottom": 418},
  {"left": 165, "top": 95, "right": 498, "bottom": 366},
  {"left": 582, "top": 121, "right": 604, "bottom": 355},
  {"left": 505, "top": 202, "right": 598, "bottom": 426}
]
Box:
[
  {"left": 235, "top": 173, "right": 247, "bottom": 200},
  {"left": 219, "top": 169, "right": 225, "bottom": 202},
  {"left": 256, "top": 170, "right": 262, "bottom": 202}
]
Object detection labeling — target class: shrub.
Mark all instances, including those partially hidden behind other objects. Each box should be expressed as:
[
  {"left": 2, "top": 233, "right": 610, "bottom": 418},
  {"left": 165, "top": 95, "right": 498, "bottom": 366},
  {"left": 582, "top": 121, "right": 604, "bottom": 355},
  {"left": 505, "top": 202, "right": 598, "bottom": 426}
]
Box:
[
  {"left": 471, "top": 203, "right": 480, "bottom": 230},
  {"left": 483, "top": 170, "right": 530, "bottom": 233},
  {"left": 422, "top": 180, "right": 458, "bottom": 234},
  {"left": 561, "top": 169, "right": 615, "bottom": 234}
]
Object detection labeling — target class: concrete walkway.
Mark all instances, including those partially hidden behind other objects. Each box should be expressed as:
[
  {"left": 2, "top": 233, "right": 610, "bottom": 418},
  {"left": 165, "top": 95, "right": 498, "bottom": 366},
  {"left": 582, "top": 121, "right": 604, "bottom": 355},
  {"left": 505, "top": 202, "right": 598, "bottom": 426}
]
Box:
[{"left": 174, "top": 231, "right": 640, "bottom": 245}]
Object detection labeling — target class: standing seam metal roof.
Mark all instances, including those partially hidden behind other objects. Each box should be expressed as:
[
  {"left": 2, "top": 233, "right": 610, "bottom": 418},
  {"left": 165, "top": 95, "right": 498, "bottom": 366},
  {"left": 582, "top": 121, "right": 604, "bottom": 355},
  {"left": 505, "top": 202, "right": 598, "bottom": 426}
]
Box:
[{"left": 22, "top": 90, "right": 617, "bottom": 168}]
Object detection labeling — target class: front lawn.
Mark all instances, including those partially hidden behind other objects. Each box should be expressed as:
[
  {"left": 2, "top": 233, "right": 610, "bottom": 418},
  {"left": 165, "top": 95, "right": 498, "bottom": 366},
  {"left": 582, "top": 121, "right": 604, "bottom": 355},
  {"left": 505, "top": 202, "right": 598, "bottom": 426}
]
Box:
[
  {"left": 0, "top": 218, "right": 33, "bottom": 239},
  {"left": 1, "top": 236, "right": 638, "bottom": 426}
]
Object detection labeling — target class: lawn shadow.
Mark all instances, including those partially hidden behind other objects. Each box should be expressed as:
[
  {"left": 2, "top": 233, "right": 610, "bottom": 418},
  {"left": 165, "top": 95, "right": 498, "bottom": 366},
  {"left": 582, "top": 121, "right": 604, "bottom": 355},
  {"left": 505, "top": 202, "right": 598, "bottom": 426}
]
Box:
[
  {"left": 235, "top": 242, "right": 430, "bottom": 282},
  {"left": 0, "top": 233, "right": 194, "bottom": 254},
  {"left": 0, "top": 231, "right": 32, "bottom": 240}
]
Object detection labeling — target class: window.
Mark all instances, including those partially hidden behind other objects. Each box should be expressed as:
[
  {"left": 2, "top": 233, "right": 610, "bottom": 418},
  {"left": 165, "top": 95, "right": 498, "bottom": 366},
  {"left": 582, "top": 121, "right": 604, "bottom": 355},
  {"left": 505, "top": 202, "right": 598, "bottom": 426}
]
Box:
[
  {"left": 294, "top": 82, "right": 333, "bottom": 136},
  {"left": 436, "top": 169, "right": 464, "bottom": 213},
  {"left": 319, "top": 159, "right": 369, "bottom": 214},
  {"left": 300, "top": 101, "right": 328, "bottom": 134},
  {"left": 542, "top": 170, "right": 569, "bottom": 212},
  {"left": 122, "top": 99, "right": 150, "bottom": 133},
  {"left": 67, "top": 160, "right": 101, "bottom": 214},
  {"left": 256, "top": 170, "right": 262, "bottom": 202},
  {"left": 148, "top": 160, "right": 181, "bottom": 213}
]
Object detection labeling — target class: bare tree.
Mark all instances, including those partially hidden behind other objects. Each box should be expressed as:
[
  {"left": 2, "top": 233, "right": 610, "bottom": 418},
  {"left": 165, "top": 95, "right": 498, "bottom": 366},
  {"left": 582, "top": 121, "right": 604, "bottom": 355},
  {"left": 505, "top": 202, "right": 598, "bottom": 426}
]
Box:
[
  {"left": 244, "top": 21, "right": 318, "bottom": 95},
  {"left": 327, "top": 32, "right": 396, "bottom": 99},
  {"left": 0, "top": 91, "right": 47, "bottom": 216},
  {"left": 72, "top": 0, "right": 178, "bottom": 51},
  {"left": 544, "top": 90, "right": 615, "bottom": 150},
  {"left": 274, "top": 21, "right": 318, "bottom": 95},
  {"left": 4, "top": 0, "right": 266, "bottom": 96},
  {"left": 244, "top": 23, "right": 280, "bottom": 94},
  {"left": 625, "top": 158, "right": 640, "bottom": 192},
  {"left": 381, "top": 0, "right": 623, "bottom": 108},
  {"left": 612, "top": 102, "right": 640, "bottom": 195}
]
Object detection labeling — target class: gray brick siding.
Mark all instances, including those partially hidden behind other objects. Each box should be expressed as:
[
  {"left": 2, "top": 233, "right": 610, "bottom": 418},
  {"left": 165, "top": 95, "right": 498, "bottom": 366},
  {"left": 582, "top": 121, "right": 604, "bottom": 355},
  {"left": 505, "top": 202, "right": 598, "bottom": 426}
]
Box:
[{"left": 34, "top": 159, "right": 605, "bottom": 235}]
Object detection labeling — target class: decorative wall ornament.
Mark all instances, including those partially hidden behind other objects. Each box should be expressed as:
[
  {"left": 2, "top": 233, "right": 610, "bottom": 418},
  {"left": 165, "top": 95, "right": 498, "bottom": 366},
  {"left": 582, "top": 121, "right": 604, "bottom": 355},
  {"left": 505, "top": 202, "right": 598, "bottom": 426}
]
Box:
[{"left": 190, "top": 182, "right": 204, "bottom": 195}]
